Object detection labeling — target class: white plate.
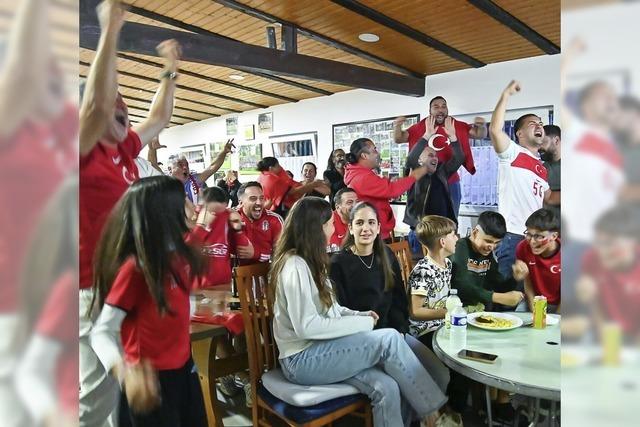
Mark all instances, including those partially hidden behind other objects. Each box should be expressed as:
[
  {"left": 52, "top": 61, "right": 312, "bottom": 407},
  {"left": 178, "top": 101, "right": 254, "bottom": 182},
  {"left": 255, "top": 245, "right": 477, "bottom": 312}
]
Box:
[{"left": 467, "top": 312, "right": 523, "bottom": 331}]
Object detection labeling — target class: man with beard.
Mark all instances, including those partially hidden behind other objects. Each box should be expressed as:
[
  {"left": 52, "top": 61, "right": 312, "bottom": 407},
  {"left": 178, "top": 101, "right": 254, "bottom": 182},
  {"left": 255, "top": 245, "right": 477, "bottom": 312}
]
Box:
[
  {"left": 394, "top": 96, "right": 486, "bottom": 218},
  {"left": 540, "top": 125, "right": 561, "bottom": 218},
  {"left": 78, "top": 1, "right": 181, "bottom": 425},
  {"left": 169, "top": 139, "right": 234, "bottom": 203},
  {"left": 489, "top": 80, "right": 552, "bottom": 281}
]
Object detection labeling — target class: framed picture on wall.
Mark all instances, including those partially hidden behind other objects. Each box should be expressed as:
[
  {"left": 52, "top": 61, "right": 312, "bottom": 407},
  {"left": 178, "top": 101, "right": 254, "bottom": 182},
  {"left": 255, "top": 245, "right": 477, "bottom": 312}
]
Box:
[
  {"left": 244, "top": 124, "right": 255, "bottom": 141},
  {"left": 238, "top": 144, "right": 263, "bottom": 176},
  {"left": 226, "top": 117, "right": 238, "bottom": 136},
  {"left": 179, "top": 144, "right": 206, "bottom": 173},
  {"left": 258, "top": 112, "right": 273, "bottom": 133},
  {"left": 270, "top": 131, "right": 316, "bottom": 158},
  {"left": 209, "top": 142, "right": 232, "bottom": 171}
]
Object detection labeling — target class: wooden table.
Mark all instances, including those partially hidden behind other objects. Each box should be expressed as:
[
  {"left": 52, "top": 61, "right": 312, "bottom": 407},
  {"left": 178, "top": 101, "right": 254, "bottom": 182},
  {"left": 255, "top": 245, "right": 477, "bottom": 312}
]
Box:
[{"left": 190, "top": 321, "right": 249, "bottom": 427}]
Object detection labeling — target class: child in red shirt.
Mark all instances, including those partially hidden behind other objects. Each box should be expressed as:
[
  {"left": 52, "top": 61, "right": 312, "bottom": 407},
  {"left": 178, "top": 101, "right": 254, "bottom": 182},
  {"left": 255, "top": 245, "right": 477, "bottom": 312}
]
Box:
[
  {"left": 513, "top": 208, "right": 561, "bottom": 312},
  {"left": 89, "top": 176, "right": 212, "bottom": 427}
]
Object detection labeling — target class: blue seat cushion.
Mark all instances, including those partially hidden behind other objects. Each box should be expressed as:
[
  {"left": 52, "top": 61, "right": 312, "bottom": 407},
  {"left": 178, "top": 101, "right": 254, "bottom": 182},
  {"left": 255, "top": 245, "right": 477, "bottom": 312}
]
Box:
[{"left": 257, "top": 384, "right": 368, "bottom": 424}]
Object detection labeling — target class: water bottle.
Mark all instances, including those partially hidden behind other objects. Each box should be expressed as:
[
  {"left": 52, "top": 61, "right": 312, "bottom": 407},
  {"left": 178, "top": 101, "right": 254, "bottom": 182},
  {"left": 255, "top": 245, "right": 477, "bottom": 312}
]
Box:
[
  {"left": 445, "top": 289, "right": 462, "bottom": 330},
  {"left": 450, "top": 305, "right": 468, "bottom": 352}
]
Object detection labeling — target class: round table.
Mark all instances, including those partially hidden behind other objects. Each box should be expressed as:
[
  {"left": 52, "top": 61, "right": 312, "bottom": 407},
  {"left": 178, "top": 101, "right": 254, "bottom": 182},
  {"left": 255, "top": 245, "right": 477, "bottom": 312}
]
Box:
[{"left": 433, "top": 312, "right": 560, "bottom": 425}]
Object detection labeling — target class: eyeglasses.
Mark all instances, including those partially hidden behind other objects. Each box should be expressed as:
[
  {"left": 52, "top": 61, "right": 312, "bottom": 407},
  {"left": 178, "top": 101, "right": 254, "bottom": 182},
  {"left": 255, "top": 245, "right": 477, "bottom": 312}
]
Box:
[{"left": 523, "top": 231, "right": 551, "bottom": 242}]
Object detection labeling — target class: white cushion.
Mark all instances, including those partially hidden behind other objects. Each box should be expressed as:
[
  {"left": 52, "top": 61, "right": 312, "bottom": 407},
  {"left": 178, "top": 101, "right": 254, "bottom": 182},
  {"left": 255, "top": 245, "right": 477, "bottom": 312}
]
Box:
[{"left": 262, "top": 369, "right": 360, "bottom": 407}]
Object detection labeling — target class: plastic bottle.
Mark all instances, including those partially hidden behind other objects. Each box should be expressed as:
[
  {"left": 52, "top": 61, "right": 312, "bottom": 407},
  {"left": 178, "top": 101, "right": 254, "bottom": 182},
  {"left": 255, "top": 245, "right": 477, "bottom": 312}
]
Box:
[
  {"left": 450, "top": 305, "right": 468, "bottom": 352},
  {"left": 445, "top": 289, "right": 462, "bottom": 330}
]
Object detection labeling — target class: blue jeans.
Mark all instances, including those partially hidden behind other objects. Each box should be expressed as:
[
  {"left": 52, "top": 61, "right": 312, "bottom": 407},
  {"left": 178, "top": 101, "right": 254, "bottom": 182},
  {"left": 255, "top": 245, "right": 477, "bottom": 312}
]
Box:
[
  {"left": 449, "top": 180, "right": 462, "bottom": 219},
  {"left": 280, "top": 329, "right": 447, "bottom": 427},
  {"left": 494, "top": 232, "right": 524, "bottom": 284}
]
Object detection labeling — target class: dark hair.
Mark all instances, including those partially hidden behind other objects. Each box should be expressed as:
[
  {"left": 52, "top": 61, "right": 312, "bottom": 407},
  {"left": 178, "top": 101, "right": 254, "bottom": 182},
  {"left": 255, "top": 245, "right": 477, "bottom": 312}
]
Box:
[
  {"left": 514, "top": 113, "right": 541, "bottom": 137},
  {"left": 342, "top": 202, "right": 395, "bottom": 292},
  {"left": 269, "top": 197, "right": 334, "bottom": 310},
  {"left": 92, "top": 176, "right": 204, "bottom": 314},
  {"left": 301, "top": 162, "right": 317, "bottom": 174},
  {"left": 346, "top": 138, "right": 372, "bottom": 164},
  {"left": 326, "top": 148, "right": 345, "bottom": 172},
  {"left": 237, "top": 181, "right": 263, "bottom": 199},
  {"left": 594, "top": 204, "right": 640, "bottom": 239},
  {"left": 429, "top": 96, "right": 446, "bottom": 109},
  {"left": 477, "top": 211, "right": 507, "bottom": 239},
  {"left": 334, "top": 187, "right": 357, "bottom": 207},
  {"left": 543, "top": 124, "right": 561, "bottom": 139},
  {"left": 257, "top": 156, "right": 279, "bottom": 172},
  {"left": 416, "top": 215, "right": 457, "bottom": 251},
  {"left": 202, "top": 186, "right": 229, "bottom": 204},
  {"left": 525, "top": 208, "right": 560, "bottom": 233}
]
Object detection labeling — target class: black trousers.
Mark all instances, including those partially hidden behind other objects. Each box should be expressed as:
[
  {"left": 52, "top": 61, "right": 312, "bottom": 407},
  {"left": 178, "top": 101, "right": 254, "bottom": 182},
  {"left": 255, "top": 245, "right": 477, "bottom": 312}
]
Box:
[{"left": 119, "top": 358, "right": 207, "bottom": 427}]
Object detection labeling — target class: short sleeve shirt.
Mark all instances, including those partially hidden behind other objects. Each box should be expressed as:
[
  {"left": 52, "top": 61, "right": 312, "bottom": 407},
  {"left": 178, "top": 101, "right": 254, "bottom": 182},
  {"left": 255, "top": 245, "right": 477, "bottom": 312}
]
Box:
[{"left": 408, "top": 257, "right": 452, "bottom": 336}]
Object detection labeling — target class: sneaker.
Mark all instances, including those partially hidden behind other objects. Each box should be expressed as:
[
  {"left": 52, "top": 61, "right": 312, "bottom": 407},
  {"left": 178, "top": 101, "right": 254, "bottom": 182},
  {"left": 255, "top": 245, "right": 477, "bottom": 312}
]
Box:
[
  {"left": 243, "top": 382, "right": 253, "bottom": 407},
  {"left": 435, "top": 412, "right": 464, "bottom": 427},
  {"left": 217, "top": 374, "right": 240, "bottom": 397}
]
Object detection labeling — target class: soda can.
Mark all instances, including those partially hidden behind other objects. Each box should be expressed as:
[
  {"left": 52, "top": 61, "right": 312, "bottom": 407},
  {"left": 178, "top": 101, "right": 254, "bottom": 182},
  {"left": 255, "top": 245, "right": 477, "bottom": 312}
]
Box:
[{"left": 533, "top": 295, "right": 547, "bottom": 329}]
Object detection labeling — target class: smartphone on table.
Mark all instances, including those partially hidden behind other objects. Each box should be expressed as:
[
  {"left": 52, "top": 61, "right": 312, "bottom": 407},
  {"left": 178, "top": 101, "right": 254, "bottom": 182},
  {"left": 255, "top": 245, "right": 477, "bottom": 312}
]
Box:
[{"left": 457, "top": 349, "right": 498, "bottom": 364}]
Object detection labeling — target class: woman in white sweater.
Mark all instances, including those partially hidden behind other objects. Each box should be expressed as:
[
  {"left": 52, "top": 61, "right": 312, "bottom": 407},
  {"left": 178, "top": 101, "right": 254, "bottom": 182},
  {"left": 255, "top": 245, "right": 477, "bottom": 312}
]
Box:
[{"left": 270, "top": 196, "right": 446, "bottom": 427}]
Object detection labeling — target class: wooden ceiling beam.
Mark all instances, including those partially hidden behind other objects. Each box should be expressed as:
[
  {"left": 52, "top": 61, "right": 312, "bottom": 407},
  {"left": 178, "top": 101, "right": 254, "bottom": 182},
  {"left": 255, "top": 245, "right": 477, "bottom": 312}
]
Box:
[
  {"left": 467, "top": 0, "right": 560, "bottom": 55},
  {"left": 214, "top": 0, "right": 424, "bottom": 78},
  {"left": 330, "top": 0, "right": 486, "bottom": 68},
  {"left": 80, "top": 1, "right": 425, "bottom": 97},
  {"left": 125, "top": 4, "right": 332, "bottom": 96},
  {"left": 120, "top": 94, "right": 219, "bottom": 119}
]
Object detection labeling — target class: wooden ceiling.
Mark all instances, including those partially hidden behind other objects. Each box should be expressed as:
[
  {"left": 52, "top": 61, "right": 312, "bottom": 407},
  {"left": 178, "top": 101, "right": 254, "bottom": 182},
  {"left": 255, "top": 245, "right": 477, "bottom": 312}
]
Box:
[{"left": 79, "top": 0, "right": 560, "bottom": 127}]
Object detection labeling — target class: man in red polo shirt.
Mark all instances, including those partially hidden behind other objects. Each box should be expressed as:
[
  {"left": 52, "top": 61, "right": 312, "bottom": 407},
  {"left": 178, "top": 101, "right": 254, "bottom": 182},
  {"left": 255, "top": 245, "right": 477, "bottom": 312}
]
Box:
[
  {"left": 236, "top": 182, "right": 283, "bottom": 264},
  {"left": 328, "top": 187, "right": 359, "bottom": 252},
  {"left": 78, "top": 1, "right": 181, "bottom": 425},
  {"left": 394, "top": 96, "right": 486, "bottom": 218}
]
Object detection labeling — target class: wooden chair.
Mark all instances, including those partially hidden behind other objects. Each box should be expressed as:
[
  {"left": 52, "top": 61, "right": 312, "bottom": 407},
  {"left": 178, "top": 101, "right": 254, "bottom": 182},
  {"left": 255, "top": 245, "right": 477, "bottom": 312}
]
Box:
[
  {"left": 234, "top": 263, "right": 372, "bottom": 427},
  {"left": 387, "top": 240, "right": 414, "bottom": 292}
]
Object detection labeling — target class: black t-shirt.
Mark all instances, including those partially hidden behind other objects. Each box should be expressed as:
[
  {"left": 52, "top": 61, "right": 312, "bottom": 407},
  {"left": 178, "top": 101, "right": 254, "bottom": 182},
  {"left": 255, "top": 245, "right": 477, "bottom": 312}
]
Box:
[{"left": 323, "top": 169, "right": 346, "bottom": 208}]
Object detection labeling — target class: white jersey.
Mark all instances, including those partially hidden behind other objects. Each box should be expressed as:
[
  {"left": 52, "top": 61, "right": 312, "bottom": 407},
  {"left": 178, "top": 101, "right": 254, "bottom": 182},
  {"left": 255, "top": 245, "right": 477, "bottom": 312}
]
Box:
[{"left": 497, "top": 140, "right": 549, "bottom": 235}]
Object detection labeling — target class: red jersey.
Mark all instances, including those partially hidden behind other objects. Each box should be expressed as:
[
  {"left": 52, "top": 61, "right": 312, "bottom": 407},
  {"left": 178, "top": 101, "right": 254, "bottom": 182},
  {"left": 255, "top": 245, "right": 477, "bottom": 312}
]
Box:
[
  {"left": 238, "top": 208, "right": 283, "bottom": 264},
  {"left": 515, "top": 239, "right": 561, "bottom": 304},
  {"left": 80, "top": 130, "right": 141, "bottom": 288},
  {"left": 344, "top": 163, "right": 415, "bottom": 240},
  {"left": 106, "top": 256, "right": 192, "bottom": 370},
  {"left": 329, "top": 210, "right": 349, "bottom": 251},
  {"left": 258, "top": 169, "right": 301, "bottom": 210},
  {"left": 407, "top": 118, "right": 476, "bottom": 184},
  {"left": 193, "top": 210, "right": 251, "bottom": 288},
  {"left": 582, "top": 248, "right": 640, "bottom": 336},
  {"left": 0, "top": 107, "right": 77, "bottom": 312},
  {"left": 36, "top": 271, "right": 78, "bottom": 416}
]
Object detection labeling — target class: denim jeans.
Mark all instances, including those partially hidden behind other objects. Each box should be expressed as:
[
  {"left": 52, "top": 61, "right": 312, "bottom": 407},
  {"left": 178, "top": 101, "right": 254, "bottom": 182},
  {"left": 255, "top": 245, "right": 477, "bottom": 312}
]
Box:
[
  {"left": 279, "top": 329, "right": 447, "bottom": 427},
  {"left": 494, "top": 232, "right": 524, "bottom": 283},
  {"left": 449, "top": 180, "right": 462, "bottom": 219}
]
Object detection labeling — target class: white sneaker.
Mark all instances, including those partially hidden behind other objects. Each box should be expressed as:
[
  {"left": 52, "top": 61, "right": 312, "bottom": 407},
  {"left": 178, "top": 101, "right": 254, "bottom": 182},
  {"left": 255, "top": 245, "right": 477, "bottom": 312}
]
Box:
[
  {"left": 435, "top": 412, "right": 464, "bottom": 427},
  {"left": 243, "top": 382, "right": 253, "bottom": 407}
]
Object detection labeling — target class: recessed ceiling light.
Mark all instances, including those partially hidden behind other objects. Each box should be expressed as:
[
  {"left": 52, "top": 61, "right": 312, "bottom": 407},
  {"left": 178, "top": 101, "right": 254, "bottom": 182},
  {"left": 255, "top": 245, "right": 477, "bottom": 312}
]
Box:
[
  {"left": 358, "top": 33, "right": 379, "bottom": 43},
  {"left": 229, "top": 74, "right": 245, "bottom": 80}
]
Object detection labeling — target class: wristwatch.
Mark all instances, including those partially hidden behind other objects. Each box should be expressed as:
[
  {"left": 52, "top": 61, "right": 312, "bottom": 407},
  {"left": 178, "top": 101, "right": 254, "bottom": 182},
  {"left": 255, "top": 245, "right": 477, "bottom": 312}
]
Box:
[{"left": 161, "top": 70, "right": 178, "bottom": 80}]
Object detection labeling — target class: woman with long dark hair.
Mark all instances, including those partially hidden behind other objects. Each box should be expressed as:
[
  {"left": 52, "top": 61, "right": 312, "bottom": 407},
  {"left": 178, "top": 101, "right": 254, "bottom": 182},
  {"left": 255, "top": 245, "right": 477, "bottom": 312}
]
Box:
[
  {"left": 270, "top": 197, "right": 446, "bottom": 427},
  {"left": 323, "top": 148, "right": 347, "bottom": 208},
  {"left": 89, "top": 176, "right": 211, "bottom": 427}
]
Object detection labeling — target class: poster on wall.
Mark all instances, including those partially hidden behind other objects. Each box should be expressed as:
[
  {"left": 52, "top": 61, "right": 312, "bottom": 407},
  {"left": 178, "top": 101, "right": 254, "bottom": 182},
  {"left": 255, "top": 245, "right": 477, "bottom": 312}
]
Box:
[
  {"left": 270, "top": 132, "right": 317, "bottom": 179},
  {"left": 333, "top": 115, "right": 419, "bottom": 202},
  {"left": 226, "top": 117, "right": 238, "bottom": 136},
  {"left": 179, "top": 144, "right": 207, "bottom": 173},
  {"left": 258, "top": 112, "right": 273, "bottom": 133},
  {"left": 238, "top": 144, "right": 263, "bottom": 176},
  {"left": 244, "top": 124, "right": 255, "bottom": 141}
]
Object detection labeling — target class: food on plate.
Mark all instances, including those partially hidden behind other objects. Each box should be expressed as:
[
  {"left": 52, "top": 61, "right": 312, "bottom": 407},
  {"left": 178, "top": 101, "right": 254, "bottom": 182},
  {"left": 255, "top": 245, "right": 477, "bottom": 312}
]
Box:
[{"left": 474, "top": 315, "right": 514, "bottom": 328}]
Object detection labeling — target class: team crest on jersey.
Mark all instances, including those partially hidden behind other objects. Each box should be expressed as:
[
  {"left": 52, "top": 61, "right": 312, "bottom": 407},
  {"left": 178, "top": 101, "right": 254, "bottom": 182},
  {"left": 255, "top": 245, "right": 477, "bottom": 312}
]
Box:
[{"left": 262, "top": 220, "right": 270, "bottom": 231}]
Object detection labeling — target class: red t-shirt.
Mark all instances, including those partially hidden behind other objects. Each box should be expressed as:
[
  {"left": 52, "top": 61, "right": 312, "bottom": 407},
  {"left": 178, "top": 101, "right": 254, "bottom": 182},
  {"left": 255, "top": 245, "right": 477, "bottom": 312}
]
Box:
[
  {"left": 515, "top": 239, "right": 561, "bottom": 304},
  {"left": 582, "top": 248, "right": 640, "bottom": 336},
  {"left": 193, "top": 210, "right": 251, "bottom": 288},
  {"left": 329, "top": 210, "right": 349, "bottom": 251},
  {"left": 258, "top": 169, "right": 301, "bottom": 210},
  {"left": 238, "top": 209, "right": 283, "bottom": 264},
  {"left": 0, "top": 108, "right": 77, "bottom": 312},
  {"left": 406, "top": 118, "right": 476, "bottom": 183},
  {"left": 80, "top": 130, "right": 141, "bottom": 288},
  {"left": 106, "top": 256, "right": 192, "bottom": 370},
  {"left": 36, "top": 271, "right": 78, "bottom": 417}
]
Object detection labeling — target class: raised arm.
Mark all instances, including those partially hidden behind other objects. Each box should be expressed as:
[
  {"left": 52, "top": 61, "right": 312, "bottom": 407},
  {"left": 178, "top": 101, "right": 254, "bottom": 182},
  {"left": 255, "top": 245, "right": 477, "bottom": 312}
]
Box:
[
  {"left": 393, "top": 116, "right": 409, "bottom": 144},
  {"left": 146, "top": 137, "right": 166, "bottom": 174},
  {"left": 132, "top": 39, "right": 181, "bottom": 147},
  {"left": 197, "top": 139, "right": 234, "bottom": 183},
  {"left": 489, "top": 80, "right": 521, "bottom": 155},
  {"left": 442, "top": 117, "right": 466, "bottom": 177},
  {"left": 79, "top": 0, "right": 124, "bottom": 155}
]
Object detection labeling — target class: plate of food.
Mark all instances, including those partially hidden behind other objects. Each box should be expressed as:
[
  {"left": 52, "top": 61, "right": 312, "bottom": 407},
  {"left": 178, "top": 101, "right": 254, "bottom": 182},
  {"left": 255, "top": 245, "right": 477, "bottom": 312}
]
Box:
[{"left": 467, "top": 312, "right": 523, "bottom": 331}]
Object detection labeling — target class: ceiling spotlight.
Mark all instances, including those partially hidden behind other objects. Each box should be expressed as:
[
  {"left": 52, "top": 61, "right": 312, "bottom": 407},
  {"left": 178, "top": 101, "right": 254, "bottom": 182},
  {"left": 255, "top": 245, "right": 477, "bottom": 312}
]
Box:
[
  {"left": 358, "top": 33, "right": 380, "bottom": 43},
  {"left": 229, "top": 74, "right": 245, "bottom": 80}
]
